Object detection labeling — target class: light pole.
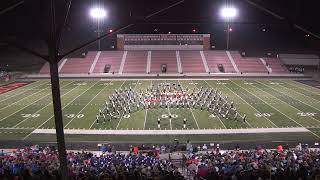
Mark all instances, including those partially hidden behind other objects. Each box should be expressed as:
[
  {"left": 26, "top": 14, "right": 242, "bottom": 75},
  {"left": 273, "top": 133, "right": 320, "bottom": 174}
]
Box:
[
  {"left": 90, "top": 7, "right": 106, "bottom": 50},
  {"left": 220, "top": 7, "right": 237, "bottom": 50}
]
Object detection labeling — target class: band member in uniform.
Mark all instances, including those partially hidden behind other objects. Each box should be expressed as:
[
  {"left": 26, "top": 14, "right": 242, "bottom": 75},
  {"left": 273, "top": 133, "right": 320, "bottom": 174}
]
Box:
[{"left": 183, "top": 118, "right": 187, "bottom": 129}]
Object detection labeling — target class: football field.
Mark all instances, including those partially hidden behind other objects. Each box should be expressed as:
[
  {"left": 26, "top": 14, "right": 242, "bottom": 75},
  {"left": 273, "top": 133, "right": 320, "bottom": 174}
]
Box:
[{"left": 0, "top": 79, "right": 320, "bottom": 143}]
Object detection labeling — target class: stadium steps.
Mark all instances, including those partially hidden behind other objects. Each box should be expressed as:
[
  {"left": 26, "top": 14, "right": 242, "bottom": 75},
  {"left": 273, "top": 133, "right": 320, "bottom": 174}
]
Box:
[
  {"left": 200, "top": 51, "right": 210, "bottom": 73},
  {"left": 226, "top": 51, "right": 240, "bottom": 73},
  {"left": 176, "top": 51, "right": 183, "bottom": 73},
  {"left": 118, "top": 51, "right": 128, "bottom": 74},
  {"left": 147, "top": 51, "right": 151, "bottom": 73},
  {"left": 259, "top": 58, "right": 272, "bottom": 73},
  {"left": 89, "top": 51, "right": 101, "bottom": 74},
  {"left": 58, "top": 58, "right": 68, "bottom": 73}
]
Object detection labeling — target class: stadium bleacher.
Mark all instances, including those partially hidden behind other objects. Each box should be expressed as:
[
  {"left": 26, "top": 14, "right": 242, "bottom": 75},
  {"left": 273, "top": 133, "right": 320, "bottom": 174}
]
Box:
[
  {"left": 203, "top": 51, "right": 236, "bottom": 73},
  {"left": 38, "top": 50, "right": 292, "bottom": 75},
  {"left": 180, "top": 51, "right": 206, "bottom": 73},
  {"left": 59, "top": 52, "right": 98, "bottom": 74},
  {"left": 229, "top": 51, "right": 269, "bottom": 73},
  {"left": 123, "top": 51, "right": 148, "bottom": 73},
  {"left": 150, "top": 51, "right": 178, "bottom": 74}
]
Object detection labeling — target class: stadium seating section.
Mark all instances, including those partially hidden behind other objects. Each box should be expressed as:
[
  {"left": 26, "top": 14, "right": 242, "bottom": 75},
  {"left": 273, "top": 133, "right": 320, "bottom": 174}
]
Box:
[{"left": 39, "top": 50, "right": 288, "bottom": 74}]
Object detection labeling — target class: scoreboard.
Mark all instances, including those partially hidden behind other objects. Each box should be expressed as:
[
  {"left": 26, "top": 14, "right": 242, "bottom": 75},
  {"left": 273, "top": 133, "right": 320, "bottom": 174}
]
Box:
[{"left": 117, "top": 34, "right": 210, "bottom": 50}]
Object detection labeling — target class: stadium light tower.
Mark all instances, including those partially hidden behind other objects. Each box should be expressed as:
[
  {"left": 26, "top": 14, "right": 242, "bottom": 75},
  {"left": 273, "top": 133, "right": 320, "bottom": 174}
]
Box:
[
  {"left": 220, "top": 7, "right": 237, "bottom": 49},
  {"left": 90, "top": 7, "right": 107, "bottom": 50}
]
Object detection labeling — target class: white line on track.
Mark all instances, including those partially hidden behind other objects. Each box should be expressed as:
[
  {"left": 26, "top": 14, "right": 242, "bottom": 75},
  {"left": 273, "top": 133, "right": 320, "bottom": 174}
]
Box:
[
  {"left": 0, "top": 81, "right": 47, "bottom": 103},
  {"left": 22, "top": 81, "right": 101, "bottom": 140},
  {"left": 205, "top": 80, "right": 255, "bottom": 128},
  {"left": 12, "top": 81, "right": 76, "bottom": 128},
  {"left": 116, "top": 80, "right": 138, "bottom": 130}
]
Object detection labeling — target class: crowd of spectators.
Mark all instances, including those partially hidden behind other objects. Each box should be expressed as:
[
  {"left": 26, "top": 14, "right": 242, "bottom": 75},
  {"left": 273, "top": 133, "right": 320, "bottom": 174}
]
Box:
[
  {"left": 288, "top": 66, "right": 305, "bottom": 74},
  {"left": 186, "top": 144, "right": 320, "bottom": 180},
  {"left": 0, "top": 145, "right": 184, "bottom": 180},
  {"left": 0, "top": 70, "right": 10, "bottom": 81},
  {"left": 2, "top": 143, "right": 320, "bottom": 180}
]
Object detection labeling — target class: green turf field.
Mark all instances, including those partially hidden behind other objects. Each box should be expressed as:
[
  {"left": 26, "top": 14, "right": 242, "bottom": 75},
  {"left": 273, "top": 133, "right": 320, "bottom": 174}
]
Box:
[{"left": 0, "top": 79, "right": 320, "bottom": 142}]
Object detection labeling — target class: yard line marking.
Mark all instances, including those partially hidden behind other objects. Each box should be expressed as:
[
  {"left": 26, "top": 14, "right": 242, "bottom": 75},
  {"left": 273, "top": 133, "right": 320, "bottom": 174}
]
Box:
[
  {"left": 0, "top": 82, "right": 51, "bottom": 111},
  {"left": 230, "top": 81, "right": 283, "bottom": 128},
  {"left": 65, "top": 81, "right": 111, "bottom": 128},
  {"left": 164, "top": 80, "right": 173, "bottom": 130},
  {"left": 255, "top": 80, "right": 320, "bottom": 125},
  {"left": 116, "top": 80, "right": 137, "bottom": 130},
  {"left": 143, "top": 109, "right": 148, "bottom": 130},
  {"left": 0, "top": 82, "right": 71, "bottom": 122},
  {"left": 281, "top": 80, "right": 320, "bottom": 96},
  {"left": 253, "top": 80, "right": 320, "bottom": 125},
  {"left": 277, "top": 81, "right": 320, "bottom": 104},
  {"left": 267, "top": 80, "right": 320, "bottom": 111},
  {"left": 0, "top": 81, "right": 47, "bottom": 103},
  {"left": 13, "top": 81, "right": 77, "bottom": 128},
  {"left": 143, "top": 80, "right": 153, "bottom": 130},
  {"left": 89, "top": 81, "right": 126, "bottom": 129},
  {"left": 180, "top": 79, "right": 200, "bottom": 129},
  {"left": 189, "top": 108, "right": 201, "bottom": 129},
  {"left": 23, "top": 81, "right": 101, "bottom": 140},
  {"left": 205, "top": 80, "right": 254, "bottom": 128}
]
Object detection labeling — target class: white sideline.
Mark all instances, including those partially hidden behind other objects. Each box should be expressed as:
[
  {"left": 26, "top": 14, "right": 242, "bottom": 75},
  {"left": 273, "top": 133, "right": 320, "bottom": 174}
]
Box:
[
  {"left": 200, "top": 51, "right": 210, "bottom": 73},
  {"left": 31, "top": 127, "right": 309, "bottom": 135},
  {"left": 176, "top": 51, "right": 182, "bottom": 73},
  {"left": 89, "top": 51, "right": 101, "bottom": 74},
  {"left": 225, "top": 51, "right": 239, "bottom": 73},
  {"left": 58, "top": 58, "right": 68, "bottom": 72},
  {"left": 259, "top": 58, "right": 272, "bottom": 73},
  {"left": 119, "top": 51, "right": 128, "bottom": 74}
]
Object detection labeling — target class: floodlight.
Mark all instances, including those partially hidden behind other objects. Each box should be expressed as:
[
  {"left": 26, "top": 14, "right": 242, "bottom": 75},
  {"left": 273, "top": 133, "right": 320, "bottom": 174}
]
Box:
[
  {"left": 220, "top": 7, "right": 237, "bottom": 18},
  {"left": 90, "top": 7, "right": 107, "bottom": 19}
]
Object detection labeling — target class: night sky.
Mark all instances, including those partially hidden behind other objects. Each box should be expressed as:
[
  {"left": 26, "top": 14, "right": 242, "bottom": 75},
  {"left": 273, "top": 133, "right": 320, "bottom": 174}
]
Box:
[{"left": 0, "top": 0, "right": 319, "bottom": 54}]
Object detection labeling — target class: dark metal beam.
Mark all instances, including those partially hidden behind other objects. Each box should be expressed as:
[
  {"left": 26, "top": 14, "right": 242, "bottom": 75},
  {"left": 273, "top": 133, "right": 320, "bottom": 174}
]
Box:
[
  {"left": 0, "top": 1, "right": 24, "bottom": 15},
  {"left": 49, "top": 0, "right": 68, "bottom": 179}
]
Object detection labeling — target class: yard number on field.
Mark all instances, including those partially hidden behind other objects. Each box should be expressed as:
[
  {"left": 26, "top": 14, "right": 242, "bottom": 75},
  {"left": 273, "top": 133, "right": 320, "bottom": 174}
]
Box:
[
  {"left": 297, "top": 112, "right": 316, "bottom": 117},
  {"left": 65, "top": 114, "right": 84, "bottom": 118},
  {"left": 254, "top": 113, "right": 273, "bottom": 117},
  {"left": 74, "top": 82, "right": 87, "bottom": 86},
  {"left": 161, "top": 114, "right": 178, "bottom": 119},
  {"left": 21, "top": 114, "right": 40, "bottom": 118}
]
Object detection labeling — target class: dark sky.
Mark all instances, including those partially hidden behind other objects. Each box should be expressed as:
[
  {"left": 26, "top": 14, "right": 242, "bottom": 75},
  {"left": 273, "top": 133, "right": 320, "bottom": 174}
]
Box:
[{"left": 0, "top": 0, "right": 319, "bottom": 52}]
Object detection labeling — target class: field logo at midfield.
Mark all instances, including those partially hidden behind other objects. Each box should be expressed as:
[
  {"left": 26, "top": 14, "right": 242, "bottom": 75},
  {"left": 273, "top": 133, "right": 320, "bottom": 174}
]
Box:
[{"left": 0, "top": 81, "right": 33, "bottom": 94}]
